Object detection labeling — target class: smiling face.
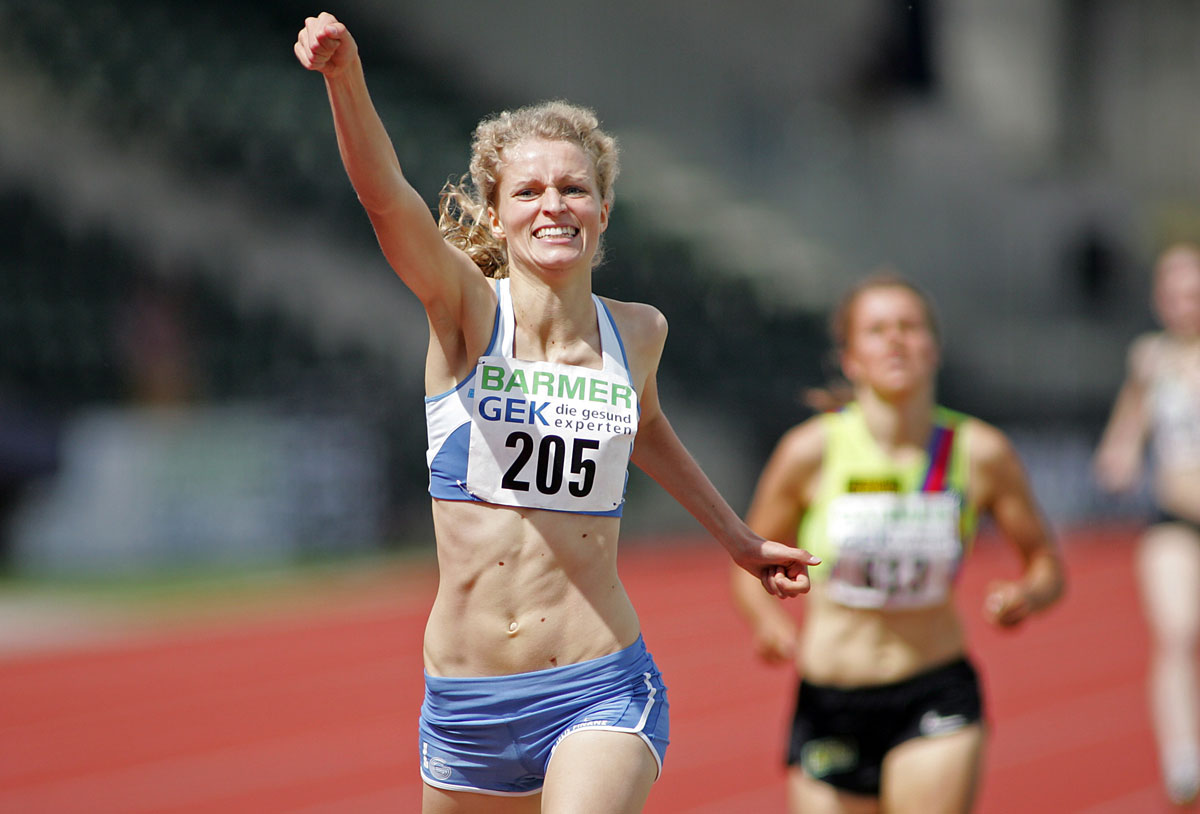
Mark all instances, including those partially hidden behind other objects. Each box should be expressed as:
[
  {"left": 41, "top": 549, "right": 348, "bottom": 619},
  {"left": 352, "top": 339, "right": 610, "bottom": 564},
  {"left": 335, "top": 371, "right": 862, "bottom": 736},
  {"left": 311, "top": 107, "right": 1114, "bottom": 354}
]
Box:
[
  {"left": 840, "top": 285, "right": 940, "bottom": 401},
  {"left": 1154, "top": 246, "right": 1200, "bottom": 340},
  {"left": 487, "top": 138, "right": 610, "bottom": 278}
]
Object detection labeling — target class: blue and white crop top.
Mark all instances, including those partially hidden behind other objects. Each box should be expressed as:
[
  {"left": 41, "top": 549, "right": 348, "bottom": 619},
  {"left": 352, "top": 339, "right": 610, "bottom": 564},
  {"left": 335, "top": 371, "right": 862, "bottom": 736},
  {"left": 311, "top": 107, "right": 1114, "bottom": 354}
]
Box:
[{"left": 425, "top": 278, "right": 638, "bottom": 516}]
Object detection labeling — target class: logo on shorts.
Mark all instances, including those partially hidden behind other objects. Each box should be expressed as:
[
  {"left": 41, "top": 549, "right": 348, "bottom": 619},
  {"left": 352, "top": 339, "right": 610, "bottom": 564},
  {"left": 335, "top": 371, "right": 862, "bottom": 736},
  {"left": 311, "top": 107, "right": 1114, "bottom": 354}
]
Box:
[
  {"left": 427, "top": 757, "right": 453, "bottom": 782},
  {"left": 919, "top": 710, "right": 968, "bottom": 737},
  {"left": 423, "top": 742, "right": 454, "bottom": 782},
  {"left": 800, "top": 738, "right": 858, "bottom": 779}
]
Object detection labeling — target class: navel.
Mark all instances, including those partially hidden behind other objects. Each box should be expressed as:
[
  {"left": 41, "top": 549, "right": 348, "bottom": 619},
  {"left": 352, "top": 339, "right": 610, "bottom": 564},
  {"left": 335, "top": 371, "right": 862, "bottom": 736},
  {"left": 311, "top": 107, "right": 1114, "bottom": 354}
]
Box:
[{"left": 507, "top": 619, "right": 520, "bottom": 636}]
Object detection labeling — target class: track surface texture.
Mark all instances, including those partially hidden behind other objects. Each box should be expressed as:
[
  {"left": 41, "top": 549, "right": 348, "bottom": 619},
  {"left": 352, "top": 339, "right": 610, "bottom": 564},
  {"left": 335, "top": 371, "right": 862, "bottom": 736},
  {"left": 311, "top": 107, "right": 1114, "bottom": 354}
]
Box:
[{"left": 0, "top": 526, "right": 1178, "bottom": 812}]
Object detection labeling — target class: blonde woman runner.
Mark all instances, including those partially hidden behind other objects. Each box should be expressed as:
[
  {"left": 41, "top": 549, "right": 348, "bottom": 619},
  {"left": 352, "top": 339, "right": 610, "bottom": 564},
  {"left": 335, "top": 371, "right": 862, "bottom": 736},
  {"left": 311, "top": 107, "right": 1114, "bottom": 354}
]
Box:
[
  {"left": 294, "top": 12, "right": 819, "bottom": 814},
  {"left": 732, "top": 272, "right": 1064, "bottom": 814},
  {"left": 1095, "top": 243, "right": 1200, "bottom": 806}
]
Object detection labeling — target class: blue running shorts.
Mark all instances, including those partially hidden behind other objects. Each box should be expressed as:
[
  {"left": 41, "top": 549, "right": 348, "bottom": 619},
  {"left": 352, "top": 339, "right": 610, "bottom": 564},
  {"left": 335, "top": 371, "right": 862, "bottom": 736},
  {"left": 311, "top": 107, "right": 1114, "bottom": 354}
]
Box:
[{"left": 419, "top": 635, "right": 670, "bottom": 796}]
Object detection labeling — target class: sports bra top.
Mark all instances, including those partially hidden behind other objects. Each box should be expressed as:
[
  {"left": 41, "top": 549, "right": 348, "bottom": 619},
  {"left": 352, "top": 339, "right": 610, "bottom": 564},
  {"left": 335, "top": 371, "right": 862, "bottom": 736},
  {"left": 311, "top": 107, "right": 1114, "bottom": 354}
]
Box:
[
  {"left": 425, "top": 278, "right": 638, "bottom": 516},
  {"left": 1145, "top": 335, "right": 1200, "bottom": 470}
]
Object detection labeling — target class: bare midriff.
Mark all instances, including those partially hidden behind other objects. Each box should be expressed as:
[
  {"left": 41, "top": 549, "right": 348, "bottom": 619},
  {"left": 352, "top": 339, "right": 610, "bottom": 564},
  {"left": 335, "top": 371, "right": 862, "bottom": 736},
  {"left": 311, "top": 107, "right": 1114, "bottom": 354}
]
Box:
[
  {"left": 1156, "top": 467, "right": 1200, "bottom": 525},
  {"left": 798, "top": 586, "right": 967, "bottom": 688},
  {"left": 422, "top": 498, "right": 641, "bottom": 677}
]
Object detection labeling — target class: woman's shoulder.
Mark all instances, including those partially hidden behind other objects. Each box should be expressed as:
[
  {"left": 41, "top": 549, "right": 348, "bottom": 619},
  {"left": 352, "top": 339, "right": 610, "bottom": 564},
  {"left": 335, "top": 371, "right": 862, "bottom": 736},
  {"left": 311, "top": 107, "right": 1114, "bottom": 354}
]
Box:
[
  {"left": 952, "top": 413, "right": 1022, "bottom": 478},
  {"left": 770, "top": 413, "right": 830, "bottom": 470},
  {"left": 597, "top": 297, "right": 667, "bottom": 349},
  {"left": 1128, "top": 331, "right": 1169, "bottom": 380},
  {"left": 597, "top": 295, "right": 663, "bottom": 322}
]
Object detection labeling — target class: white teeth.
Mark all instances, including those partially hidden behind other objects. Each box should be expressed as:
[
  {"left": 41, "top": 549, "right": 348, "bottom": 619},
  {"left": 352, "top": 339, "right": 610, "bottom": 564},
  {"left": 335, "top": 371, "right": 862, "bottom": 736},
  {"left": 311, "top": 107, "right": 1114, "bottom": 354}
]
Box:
[{"left": 535, "top": 226, "right": 578, "bottom": 238}]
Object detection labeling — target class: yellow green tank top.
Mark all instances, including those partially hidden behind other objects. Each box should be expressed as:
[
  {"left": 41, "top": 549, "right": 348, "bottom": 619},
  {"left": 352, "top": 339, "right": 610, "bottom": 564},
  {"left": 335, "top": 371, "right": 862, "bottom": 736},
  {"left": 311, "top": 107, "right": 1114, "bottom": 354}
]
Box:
[{"left": 800, "top": 403, "right": 978, "bottom": 609}]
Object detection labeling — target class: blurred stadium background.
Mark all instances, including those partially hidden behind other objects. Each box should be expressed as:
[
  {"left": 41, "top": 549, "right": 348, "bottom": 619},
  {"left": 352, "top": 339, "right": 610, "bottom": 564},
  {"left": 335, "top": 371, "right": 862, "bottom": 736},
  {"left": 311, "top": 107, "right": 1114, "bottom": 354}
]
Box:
[{"left": 0, "top": 0, "right": 1189, "bottom": 574}]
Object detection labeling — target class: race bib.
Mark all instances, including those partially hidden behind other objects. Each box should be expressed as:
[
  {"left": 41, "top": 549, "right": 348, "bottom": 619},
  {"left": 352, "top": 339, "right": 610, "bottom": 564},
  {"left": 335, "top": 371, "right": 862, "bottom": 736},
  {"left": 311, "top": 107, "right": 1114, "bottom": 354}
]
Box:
[
  {"left": 465, "top": 356, "right": 637, "bottom": 513},
  {"left": 825, "top": 492, "right": 962, "bottom": 609}
]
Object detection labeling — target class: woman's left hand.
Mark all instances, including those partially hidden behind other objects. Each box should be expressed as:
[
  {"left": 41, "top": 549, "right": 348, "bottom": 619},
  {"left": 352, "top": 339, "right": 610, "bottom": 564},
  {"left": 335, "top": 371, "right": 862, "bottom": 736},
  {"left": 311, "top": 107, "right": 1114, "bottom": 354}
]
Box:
[
  {"left": 983, "top": 580, "right": 1032, "bottom": 627},
  {"left": 737, "top": 539, "right": 821, "bottom": 599}
]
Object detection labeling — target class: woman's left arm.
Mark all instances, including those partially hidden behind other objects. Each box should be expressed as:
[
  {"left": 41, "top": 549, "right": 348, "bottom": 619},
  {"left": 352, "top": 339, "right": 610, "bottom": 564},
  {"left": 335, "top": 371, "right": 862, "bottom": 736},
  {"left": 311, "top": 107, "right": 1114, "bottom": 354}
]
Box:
[
  {"left": 970, "top": 420, "right": 1066, "bottom": 627},
  {"left": 622, "top": 304, "right": 819, "bottom": 598}
]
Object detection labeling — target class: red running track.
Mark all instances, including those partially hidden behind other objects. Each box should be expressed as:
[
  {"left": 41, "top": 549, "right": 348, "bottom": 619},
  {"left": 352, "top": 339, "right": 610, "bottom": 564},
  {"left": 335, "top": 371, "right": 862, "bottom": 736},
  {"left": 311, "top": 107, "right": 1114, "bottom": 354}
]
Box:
[{"left": 0, "top": 527, "right": 1176, "bottom": 812}]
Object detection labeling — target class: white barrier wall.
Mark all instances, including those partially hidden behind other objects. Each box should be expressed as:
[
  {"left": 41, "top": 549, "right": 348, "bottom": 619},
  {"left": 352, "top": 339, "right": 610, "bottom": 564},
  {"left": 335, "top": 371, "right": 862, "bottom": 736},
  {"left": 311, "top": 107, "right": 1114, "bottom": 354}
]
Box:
[{"left": 10, "top": 406, "right": 387, "bottom": 574}]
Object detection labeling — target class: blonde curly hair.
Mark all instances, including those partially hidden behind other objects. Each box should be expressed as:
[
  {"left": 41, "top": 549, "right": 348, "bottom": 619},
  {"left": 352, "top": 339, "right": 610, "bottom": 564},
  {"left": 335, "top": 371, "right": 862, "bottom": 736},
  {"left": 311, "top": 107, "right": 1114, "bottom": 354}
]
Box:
[{"left": 437, "top": 100, "right": 620, "bottom": 278}]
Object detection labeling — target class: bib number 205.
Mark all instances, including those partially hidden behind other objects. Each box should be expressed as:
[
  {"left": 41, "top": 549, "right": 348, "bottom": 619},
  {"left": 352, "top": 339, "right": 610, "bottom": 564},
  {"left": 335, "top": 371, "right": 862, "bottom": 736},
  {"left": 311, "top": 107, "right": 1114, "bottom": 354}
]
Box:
[{"left": 501, "top": 432, "right": 599, "bottom": 497}]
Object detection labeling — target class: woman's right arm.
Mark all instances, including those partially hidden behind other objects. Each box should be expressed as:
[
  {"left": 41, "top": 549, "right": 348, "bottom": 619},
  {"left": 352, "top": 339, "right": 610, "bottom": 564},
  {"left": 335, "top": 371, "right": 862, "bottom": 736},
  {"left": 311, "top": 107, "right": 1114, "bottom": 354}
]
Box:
[
  {"left": 1093, "top": 336, "right": 1154, "bottom": 493},
  {"left": 294, "top": 14, "right": 491, "bottom": 334},
  {"left": 730, "top": 419, "right": 825, "bottom": 663}
]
